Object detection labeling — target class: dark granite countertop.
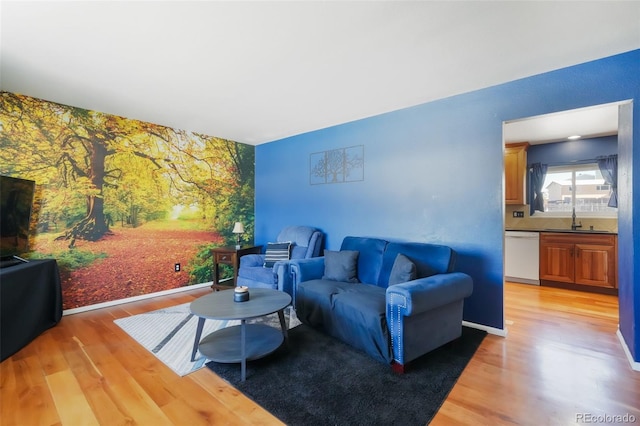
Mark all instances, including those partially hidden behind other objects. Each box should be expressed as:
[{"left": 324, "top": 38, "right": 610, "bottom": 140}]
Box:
[{"left": 505, "top": 228, "right": 617, "bottom": 235}]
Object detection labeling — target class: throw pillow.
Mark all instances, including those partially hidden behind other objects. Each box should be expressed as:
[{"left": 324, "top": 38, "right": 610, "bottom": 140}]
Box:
[
  {"left": 389, "top": 253, "right": 417, "bottom": 285},
  {"left": 323, "top": 250, "right": 359, "bottom": 283},
  {"left": 263, "top": 242, "right": 292, "bottom": 268}
]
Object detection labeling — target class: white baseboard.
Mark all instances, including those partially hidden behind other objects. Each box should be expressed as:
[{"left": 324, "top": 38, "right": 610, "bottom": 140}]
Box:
[
  {"left": 63, "top": 282, "right": 213, "bottom": 316},
  {"left": 463, "top": 320, "right": 507, "bottom": 337},
  {"left": 616, "top": 328, "right": 640, "bottom": 372},
  {"left": 504, "top": 276, "right": 540, "bottom": 285}
]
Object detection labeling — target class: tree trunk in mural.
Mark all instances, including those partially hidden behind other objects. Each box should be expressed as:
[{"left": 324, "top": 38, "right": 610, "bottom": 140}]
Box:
[{"left": 64, "top": 137, "right": 112, "bottom": 247}]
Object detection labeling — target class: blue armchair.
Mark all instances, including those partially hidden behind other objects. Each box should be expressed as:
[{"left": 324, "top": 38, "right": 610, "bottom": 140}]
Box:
[{"left": 237, "top": 226, "right": 323, "bottom": 297}]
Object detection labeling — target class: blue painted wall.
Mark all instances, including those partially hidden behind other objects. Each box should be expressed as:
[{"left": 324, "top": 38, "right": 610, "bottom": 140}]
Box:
[
  {"left": 527, "top": 135, "right": 618, "bottom": 166},
  {"left": 255, "top": 50, "right": 639, "bottom": 361}
]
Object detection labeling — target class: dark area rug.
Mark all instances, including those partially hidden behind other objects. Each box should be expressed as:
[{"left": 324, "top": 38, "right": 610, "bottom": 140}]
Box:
[{"left": 206, "top": 324, "right": 486, "bottom": 426}]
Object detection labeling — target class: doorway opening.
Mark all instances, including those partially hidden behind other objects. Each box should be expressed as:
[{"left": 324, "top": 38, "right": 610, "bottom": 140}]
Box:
[{"left": 502, "top": 100, "right": 631, "bottom": 331}]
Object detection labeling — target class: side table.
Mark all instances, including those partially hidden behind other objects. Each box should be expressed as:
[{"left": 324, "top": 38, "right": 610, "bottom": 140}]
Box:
[{"left": 211, "top": 245, "right": 262, "bottom": 290}]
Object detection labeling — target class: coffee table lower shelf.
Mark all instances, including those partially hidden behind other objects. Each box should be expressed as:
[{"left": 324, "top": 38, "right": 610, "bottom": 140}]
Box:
[{"left": 199, "top": 323, "right": 285, "bottom": 380}]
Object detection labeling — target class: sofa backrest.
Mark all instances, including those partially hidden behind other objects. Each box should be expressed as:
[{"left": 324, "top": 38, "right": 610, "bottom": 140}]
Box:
[
  {"left": 340, "top": 236, "right": 388, "bottom": 285},
  {"left": 378, "top": 242, "right": 456, "bottom": 287},
  {"left": 340, "top": 236, "right": 456, "bottom": 287},
  {"left": 277, "top": 226, "right": 324, "bottom": 259}
]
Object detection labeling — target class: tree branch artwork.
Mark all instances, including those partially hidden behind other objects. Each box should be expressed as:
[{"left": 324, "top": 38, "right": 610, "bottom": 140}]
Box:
[{"left": 310, "top": 145, "right": 364, "bottom": 185}]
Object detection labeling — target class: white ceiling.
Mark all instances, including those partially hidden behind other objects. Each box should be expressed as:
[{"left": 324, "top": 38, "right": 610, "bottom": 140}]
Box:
[
  {"left": 504, "top": 102, "right": 621, "bottom": 145},
  {"left": 1, "top": 1, "right": 639, "bottom": 145}
]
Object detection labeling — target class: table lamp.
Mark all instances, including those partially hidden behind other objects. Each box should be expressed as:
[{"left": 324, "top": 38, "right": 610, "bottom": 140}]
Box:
[{"left": 232, "top": 222, "right": 244, "bottom": 249}]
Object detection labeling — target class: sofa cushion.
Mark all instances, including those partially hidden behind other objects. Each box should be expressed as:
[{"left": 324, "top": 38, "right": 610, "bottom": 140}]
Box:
[
  {"left": 322, "top": 250, "right": 359, "bottom": 283},
  {"left": 263, "top": 242, "right": 291, "bottom": 268},
  {"left": 295, "top": 279, "right": 391, "bottom": 363},
  {"left": 238, "top": 264, "right": 276, "bottom": 284},
  {"left": 379, "top": 242, "right": 455, "bottom": 287},
  {"left": 340, "top": 237, "right": 387, "bottom": 285},
  {"left": 290, "top": 244, "right": 307, "bottom": 259},
  {"left": 388, "top": 253, "right": 417, "bottom": 285}
]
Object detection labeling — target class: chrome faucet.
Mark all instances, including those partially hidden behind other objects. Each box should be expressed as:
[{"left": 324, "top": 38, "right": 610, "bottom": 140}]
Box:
[{"left": 571, "top": 208, "right": 582, "bottom": 230}]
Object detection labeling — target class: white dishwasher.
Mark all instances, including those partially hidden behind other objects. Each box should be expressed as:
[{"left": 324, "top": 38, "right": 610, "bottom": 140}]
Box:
[{"left": 505, "top": 231, "right": 540, "bottom": 285}]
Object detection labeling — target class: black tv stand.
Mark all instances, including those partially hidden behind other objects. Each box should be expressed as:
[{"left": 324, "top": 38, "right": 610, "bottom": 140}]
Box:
[
  {"left": 0, "top": 255, "right": 29, "bottom": 269},
  {"left": 1, "top": 259, "right": 62, "bottom": 361}
]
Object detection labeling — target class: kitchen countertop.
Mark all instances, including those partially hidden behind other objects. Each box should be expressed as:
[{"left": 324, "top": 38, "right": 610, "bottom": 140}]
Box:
[{"left": 506, "top": 228, "right": 617, "bottom": 235}]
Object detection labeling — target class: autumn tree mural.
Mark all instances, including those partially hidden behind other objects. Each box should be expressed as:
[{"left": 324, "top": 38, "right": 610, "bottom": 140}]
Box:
[{"left": 0, "top": 92, "right": 254, "bottom": 309}]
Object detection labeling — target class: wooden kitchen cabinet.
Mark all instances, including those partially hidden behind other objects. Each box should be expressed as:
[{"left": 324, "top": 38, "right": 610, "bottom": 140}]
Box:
[
  {"left": 574, "top": 240, "right": 617, "bottom": 288},
  {"left": 539, "top": 239, "right": 575, "bottom": 283},
  {"left": 540, "top": 232, "right": 617, "bottom": 292},
  {"left": 505, "top": 142, "right": 529, "bottom": 205}
]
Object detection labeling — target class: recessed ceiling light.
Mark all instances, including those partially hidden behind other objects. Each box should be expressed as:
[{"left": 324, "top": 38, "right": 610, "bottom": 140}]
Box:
[{"left": 567, "top": 135, "right": 581, "bottom": 140}]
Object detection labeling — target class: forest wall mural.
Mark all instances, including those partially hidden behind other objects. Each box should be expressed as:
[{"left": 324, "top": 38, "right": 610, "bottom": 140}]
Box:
[{"left": 0, "top": 92, "right": 255, "bottom": 310}]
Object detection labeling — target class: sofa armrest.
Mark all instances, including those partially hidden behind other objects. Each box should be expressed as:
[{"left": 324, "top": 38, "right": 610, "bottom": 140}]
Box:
[
  {"left": 289, "top": 257, "right": 325, "bottom": 286},
  {"left": 385, "top": 272, "right": 473, "bottom": 316},
  {"left": 239, "top": 254, "right": 265, "bottom": 268},
  {"left": 273, "top": 260, "right": 294, "bottom": 295}
]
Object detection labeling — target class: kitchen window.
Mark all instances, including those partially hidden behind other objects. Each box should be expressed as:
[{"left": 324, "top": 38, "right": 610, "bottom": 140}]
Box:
[{"left": 537, "top": 163, "right": 617, "bottom": 218}]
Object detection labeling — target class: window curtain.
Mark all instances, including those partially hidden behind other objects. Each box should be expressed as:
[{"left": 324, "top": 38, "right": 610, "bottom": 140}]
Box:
[
  {"left": 597, "top": 154, "right": 618, "bottom": 208},
  {"left": 529, "top": 163, "right": 547, "bottom": 216}
]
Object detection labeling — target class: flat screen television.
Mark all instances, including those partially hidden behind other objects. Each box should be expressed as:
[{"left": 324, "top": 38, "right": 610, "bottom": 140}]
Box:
[{"left": 0, "top": 175, "right": 36, "bottom": 265}]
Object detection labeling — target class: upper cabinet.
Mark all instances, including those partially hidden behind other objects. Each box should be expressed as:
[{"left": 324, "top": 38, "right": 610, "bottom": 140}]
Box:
[{"left": 505, "top": 142, "right": 529, "bottom": 205}]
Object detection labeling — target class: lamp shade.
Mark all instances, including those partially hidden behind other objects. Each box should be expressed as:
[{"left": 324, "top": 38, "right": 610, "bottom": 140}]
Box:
[{"left": 232, "top": 222, "right": 244, "bottom": 234}]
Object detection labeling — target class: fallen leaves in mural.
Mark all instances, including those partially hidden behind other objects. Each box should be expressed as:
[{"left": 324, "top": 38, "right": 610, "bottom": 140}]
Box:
[{"left": 36, "top": 225, "right": 223, "bottom": 310}]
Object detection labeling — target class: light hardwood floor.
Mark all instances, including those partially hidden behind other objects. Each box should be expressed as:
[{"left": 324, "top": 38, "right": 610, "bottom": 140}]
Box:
[{"left": 1, "top": 283, "right": 638, "bottom": 425}]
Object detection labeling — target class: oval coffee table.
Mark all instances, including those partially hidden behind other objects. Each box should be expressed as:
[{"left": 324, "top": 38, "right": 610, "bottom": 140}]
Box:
[{"left": 190, "top": 288, "right": 291, "bottom": 381}]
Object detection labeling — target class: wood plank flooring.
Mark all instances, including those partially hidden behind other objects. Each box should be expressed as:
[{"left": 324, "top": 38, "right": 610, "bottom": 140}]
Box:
[
  {"left": 433, "top": 283, "right": 639, "bottom": 425},
  {"left": 1, "top": 283, "right": 638, "bottom": 425}
]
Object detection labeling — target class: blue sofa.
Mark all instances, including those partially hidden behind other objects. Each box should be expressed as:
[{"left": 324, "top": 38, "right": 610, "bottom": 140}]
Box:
[
  {"left": 237, "top": 226, "right": 323, "bottom": 297},
  {"left": 289, "top": 236, "right": 473, "bottom": 372}
]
